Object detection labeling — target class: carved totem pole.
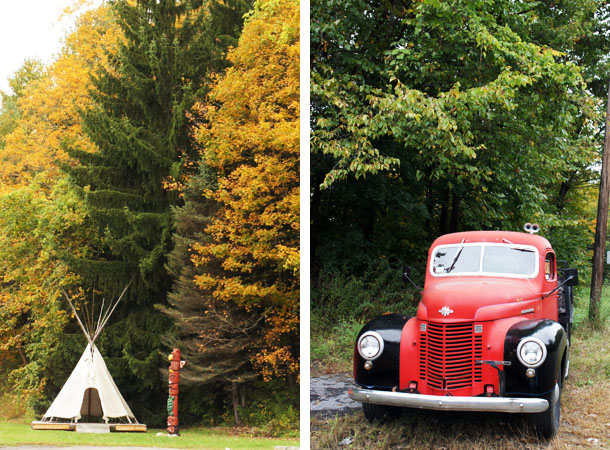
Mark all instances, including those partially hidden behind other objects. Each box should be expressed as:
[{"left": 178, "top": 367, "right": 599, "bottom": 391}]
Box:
[{"left": 167, "top": 348, "right": 186, "bottom": 435}]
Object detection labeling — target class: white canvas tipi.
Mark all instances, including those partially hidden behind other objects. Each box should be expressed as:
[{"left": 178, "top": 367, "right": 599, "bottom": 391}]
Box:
[
  {"left": 41, "top": 343, "right": 137, "bottom": 423},
  {"left": 39, "top": 286, "right": 139, "bottom": 425}
]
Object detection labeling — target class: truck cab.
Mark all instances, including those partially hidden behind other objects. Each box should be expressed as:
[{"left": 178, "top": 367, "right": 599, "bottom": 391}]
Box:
[{"left": 349, "top": 228, "right": 578, "bottom": 438}]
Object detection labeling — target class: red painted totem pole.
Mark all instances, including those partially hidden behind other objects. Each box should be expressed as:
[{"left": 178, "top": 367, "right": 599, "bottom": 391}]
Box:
[{"left": 167, "top": 348, "right": 186, "bottom": 435}]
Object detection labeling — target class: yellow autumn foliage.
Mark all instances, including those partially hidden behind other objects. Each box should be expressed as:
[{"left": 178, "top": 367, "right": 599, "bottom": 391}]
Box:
[
  {"left": 192, "top": 0, "right": 300, "bottom": 381},
  {"left": 0, "top": 5, "right": 121, "bottom": 192}
]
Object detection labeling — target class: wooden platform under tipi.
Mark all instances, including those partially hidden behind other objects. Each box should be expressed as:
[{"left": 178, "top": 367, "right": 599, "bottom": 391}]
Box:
[{"left": 31, "top": 421, "right": 146, "bottom": 432}]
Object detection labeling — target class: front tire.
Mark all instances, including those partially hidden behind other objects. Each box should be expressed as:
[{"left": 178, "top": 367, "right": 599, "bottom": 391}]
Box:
[
  {"left": 362, "top": 402, "right": 402, "bottom": 422},
  {"left": 533, "top": 382, "right": 561, "bottom": 439}
]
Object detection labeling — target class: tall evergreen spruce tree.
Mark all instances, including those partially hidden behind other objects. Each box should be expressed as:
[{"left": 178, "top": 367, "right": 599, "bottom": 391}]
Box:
[
  {"left": 64, "top": 0, "right": 248, "bottom": 425},
  {"left": 163, "top": 165, "right": 261, "bottom": 425}
]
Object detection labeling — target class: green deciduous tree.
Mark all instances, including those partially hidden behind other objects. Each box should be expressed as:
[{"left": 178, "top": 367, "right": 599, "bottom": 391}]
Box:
[
  {"left": 311, "top": 0, "right": 608, "bottom": 281},
  {"left": 0, "top": 177, "right": 92, "bottom": 408}
]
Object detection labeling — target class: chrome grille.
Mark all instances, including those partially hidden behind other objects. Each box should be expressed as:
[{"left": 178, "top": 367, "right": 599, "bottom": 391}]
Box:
[{"left": 420, "top": 322, "right": 481, "bottom": 390}]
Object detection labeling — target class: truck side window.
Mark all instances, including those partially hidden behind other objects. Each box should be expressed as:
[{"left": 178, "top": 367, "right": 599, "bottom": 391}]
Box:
[{"left": 545, "top": 252, "right": 556, "bottom": 281}]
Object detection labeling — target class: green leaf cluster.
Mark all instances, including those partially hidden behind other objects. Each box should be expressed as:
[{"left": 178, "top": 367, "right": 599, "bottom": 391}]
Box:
[{"left": 311, "top": 0, "right": 610, "bottom": 281}]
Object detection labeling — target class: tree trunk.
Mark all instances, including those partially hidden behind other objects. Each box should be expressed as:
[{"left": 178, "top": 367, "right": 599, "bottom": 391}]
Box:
[
  {"left": 310, "top": 173, "right": 324, "bottom": 284},
  {"left": 590, "top": 79, "right": 610, "bottom": 323},
  {"left": 556, "top": 181, "right": 570, "bottom": 213},
  {"left": 425, "top": 172, "right": 434, "bottom": 238},
  {"left": 287, "top": 373, "right": 296, "bottom": 389},
  {"left": 17, "top": 344, "right": 27, "bottom": 365},
  {"left": 449, "top": 194, "right": 460, "bottom": 233},
  {"left": 439, "top": 189, "right": 450, "bottom": 235},
  {"left": 232, "top": 382, "right": 241, "bottom": 426}
]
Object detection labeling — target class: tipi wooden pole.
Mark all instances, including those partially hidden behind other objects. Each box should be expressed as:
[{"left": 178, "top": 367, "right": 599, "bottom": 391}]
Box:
[{"left": 62, "top": 291, "right": 94, "bottom": 347}]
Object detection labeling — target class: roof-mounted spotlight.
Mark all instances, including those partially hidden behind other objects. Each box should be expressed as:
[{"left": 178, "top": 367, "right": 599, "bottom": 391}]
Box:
[{"left": 524, "top": 223, "right": 540, "bottom": 235}]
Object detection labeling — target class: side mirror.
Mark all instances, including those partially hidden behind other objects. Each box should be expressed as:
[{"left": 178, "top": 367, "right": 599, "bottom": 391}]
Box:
[
  {"left": 402, "top": 266, "right": 412, "bottom": 283},
  {"left": 402, "top": 266, "right": 422, "bottom": 290},
  {"left": 562, "top": 268, "right": 578, "bottom": 286}
]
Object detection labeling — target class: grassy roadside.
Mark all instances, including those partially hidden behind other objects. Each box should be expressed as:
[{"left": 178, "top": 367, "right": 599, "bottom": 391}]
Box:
[
  {"left": 311, "top": 286, "right": 610, "bottom": 449},
  {"left": 311, "top": 318, "right": 362, "bottom": 376},
  {"left": 0, "top": 421, "right": 299, "bottom": 449}
]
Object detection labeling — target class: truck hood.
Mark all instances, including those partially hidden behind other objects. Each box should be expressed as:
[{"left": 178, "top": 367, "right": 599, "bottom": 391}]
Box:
[{"left": 419, "top": 278, "right": 540, "bottom": 322}]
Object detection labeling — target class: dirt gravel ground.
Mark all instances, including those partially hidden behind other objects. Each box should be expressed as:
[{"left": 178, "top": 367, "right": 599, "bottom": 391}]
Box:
[{"left": 310, "top": 374, "right": 360, "bottom": 419}]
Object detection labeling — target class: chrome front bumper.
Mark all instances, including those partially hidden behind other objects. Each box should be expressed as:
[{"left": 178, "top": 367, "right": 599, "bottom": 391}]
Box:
[{"left": 348, "top": 388, "right": 548, "bottom": 413}]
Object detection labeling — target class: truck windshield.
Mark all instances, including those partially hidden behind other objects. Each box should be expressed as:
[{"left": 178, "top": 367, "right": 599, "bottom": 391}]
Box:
[{"left": 431, "top": 244, "right": 537, "bottom": 277}]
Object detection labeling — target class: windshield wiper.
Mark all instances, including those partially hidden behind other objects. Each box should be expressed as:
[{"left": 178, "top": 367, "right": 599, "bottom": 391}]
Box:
[{"left": 446, "top": 239, "right": 466, "bottom": 273}]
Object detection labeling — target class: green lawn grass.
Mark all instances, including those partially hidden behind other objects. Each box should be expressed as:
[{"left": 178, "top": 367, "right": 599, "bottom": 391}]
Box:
[{"left": 0, "top": 422, "right": 299, "bottom": 449}]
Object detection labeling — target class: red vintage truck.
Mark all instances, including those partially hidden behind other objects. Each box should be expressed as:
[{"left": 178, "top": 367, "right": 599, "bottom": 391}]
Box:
[{"left": 348, "top": 226, "right": 578, "bottom": 438}]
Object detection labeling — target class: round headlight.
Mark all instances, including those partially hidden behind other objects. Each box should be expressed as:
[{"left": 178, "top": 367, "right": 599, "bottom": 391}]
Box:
[
  {"left": 357, "top": 331, "right": 384, "bottom": 361},
  {"left": 517, "top": 337, "right": 547, "bottom": 368}
]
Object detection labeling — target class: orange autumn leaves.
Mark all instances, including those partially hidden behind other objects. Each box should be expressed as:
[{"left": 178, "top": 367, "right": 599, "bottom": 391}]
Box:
[
  {"left": 0, "top": 6, "right": 121, "bottom": 192},
  {"left": 191, "top": 0, "right": 300, "bottom": 381}
]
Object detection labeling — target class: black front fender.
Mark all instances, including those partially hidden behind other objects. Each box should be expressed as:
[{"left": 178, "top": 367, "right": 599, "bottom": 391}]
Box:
[
  {"left": 503, "top": 319, "right": 567, "bottom": 396},
  {"left": 354, "top": 313, "right": 411, "bottom": 390}
]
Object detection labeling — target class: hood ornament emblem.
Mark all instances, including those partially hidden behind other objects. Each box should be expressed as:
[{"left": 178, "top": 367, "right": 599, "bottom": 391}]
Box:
[{"left": 439, "top": 306, "right": 454, "bottom": 317}]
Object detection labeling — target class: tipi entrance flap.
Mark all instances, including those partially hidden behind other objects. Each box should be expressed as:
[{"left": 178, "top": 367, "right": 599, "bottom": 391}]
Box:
[{"left": 80, "top": 388, "right": 103, "bottom": 418}]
